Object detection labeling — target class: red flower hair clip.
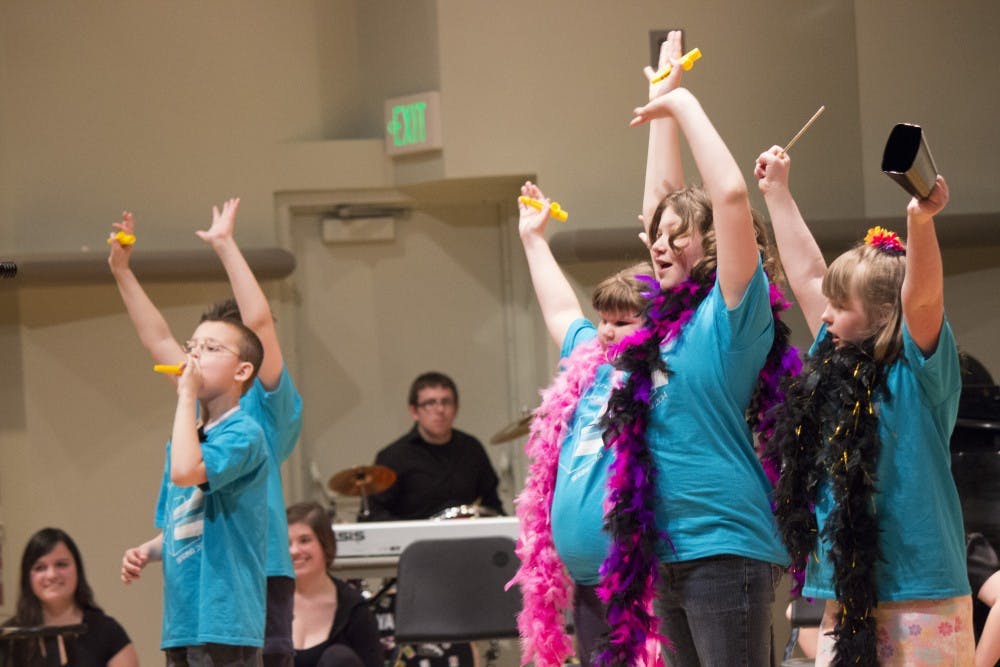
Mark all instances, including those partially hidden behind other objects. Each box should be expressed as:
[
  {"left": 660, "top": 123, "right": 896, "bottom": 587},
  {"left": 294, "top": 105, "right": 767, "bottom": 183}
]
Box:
[{"left": 864, "top": 226, "right": 906, "bottom": 256}]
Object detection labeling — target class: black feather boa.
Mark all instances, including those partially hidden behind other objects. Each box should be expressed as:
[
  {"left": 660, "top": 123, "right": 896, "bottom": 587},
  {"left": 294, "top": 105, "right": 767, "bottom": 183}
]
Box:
[{"left": 767, "top": 334, "right": 889, "bottom": 667}]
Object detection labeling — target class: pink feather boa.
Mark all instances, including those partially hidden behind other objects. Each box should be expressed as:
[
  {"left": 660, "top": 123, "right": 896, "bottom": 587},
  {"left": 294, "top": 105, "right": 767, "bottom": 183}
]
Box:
[{"left": 508, "top": 338, "right": 608, "bottom": 667}]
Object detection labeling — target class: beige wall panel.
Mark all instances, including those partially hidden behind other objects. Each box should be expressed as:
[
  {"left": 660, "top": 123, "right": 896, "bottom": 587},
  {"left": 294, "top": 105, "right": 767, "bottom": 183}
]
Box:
[{"left": 291, "top": 204, "right": 517, "bottom": 513}]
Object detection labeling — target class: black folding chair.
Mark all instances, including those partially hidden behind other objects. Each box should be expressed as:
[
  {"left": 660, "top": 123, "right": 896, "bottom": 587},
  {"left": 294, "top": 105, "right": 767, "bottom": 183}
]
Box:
[
  {"left": 781, "top": 598, "right": 824, "bottom": 666},
  {"left": 393, "top": 536, "right": 521, "bottom": 646}
]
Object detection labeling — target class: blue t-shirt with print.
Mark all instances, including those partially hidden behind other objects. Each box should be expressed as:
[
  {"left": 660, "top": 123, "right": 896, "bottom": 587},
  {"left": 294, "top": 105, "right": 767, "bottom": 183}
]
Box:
[
  {"left": 647, "top": 260, "right": 788, "bottom": 566},
  {"left": 240, "top": 367, "right": 303, "bottom": 578},
  {"left": 803, "top": 320, "right": 969, "bottom": 601},
  {"left": 155, "top": 408, "right": 268, "bottom": 649},
  {"left": 550, "top": 319, "right": 615, "bottom": 585}
]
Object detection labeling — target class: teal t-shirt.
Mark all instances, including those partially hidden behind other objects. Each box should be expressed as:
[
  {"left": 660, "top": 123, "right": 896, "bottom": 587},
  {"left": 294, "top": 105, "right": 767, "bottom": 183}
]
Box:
[
  {"left": 803, "top": 319, "right": 969, "bottom": 601},
  {"left": 155, "top": 408, "right": 268, "bottom": 648},
  {"left": 550, "top": 319, "right": 616, "bottom": 585},
  {"left": 240, "top": 367, "right": 303, "bottom": 578},
  {"left": 647, "top": 261, "right": 788, "bottom": 566}
]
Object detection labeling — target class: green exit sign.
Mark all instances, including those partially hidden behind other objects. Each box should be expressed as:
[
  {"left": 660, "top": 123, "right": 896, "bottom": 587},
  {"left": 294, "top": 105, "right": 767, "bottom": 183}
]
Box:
[
  {"left": 384, "top": 91, "right": 442, "bottom": 156},
  {"left": 387, "top": 101, "right": 426, "bottom": 146}
]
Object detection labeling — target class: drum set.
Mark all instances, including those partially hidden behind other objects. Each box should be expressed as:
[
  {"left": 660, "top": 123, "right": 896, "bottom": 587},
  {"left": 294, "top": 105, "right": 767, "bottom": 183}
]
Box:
[
  {"left": 323, "top": 412, "right": 532, "bottom": 521},
  {"left": 325, "top": 465, "right": 499, "bottom": 521}
]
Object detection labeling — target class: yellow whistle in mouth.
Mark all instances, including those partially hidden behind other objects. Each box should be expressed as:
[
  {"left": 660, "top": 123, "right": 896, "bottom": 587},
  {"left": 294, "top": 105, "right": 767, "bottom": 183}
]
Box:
[
  {"left": 107, "top": 231, "right": 137, "bottom": 246},
  {"left": 153, "top": 364, "right": 183, "bottom": 376},
  {"left": 650, "top": 47, "right": 702, "bottom": 84},
  {"left": 518, "top": 196, "right": 569, "bottom": 222}
]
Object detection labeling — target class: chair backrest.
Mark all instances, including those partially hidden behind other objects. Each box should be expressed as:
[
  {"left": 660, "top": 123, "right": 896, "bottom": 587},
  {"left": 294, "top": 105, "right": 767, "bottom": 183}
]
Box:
[
  {"left": 782, "top": 599, "right": 824, "bottom": 666},
  {"left": 394, "top": 536, "right": 521, "bottom": 643},
  {"left": 789, "top": 597, "right": 825, "bottom": 627}
]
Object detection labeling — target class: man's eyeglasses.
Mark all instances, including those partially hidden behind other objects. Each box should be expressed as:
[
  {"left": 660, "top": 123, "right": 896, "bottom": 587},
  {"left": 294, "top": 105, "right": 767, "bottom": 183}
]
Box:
[
  {"left": 183, "top": 338, "right": 240, "bottom": 357},
  {"left": 416, "top": 398, "right": 456, "bottom": 410}
]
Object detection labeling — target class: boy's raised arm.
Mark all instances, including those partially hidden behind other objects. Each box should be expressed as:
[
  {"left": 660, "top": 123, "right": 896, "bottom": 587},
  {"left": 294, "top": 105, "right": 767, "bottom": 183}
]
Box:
[
  {"left": 197, "top": 198, "right": 284, "bottom": 390},
  {"left": 108, "top": 211, "right": 185, "bottom": 369}
]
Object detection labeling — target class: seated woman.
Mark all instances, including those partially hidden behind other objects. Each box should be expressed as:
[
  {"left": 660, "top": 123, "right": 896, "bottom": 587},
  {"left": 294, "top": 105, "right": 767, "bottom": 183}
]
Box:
[
  {"left": 288, "top": 502, "right": 382, "bottom": 667},
  {"left": 1, "top": 527, "right": 137, "bottom": 667}
]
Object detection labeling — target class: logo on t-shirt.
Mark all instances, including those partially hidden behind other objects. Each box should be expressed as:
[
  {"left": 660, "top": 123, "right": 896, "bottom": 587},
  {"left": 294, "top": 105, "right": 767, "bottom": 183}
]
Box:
[
  {"left": 574, "top": 421, "right": 605, "bottom": 459},
  {"left": 562, "top": 371, "right": 618, "bottom": 478},
  {"left": 649, "top": 340, "right": 674, "bottom": 410},
  {"left": 168, "top": 488, "right": 205, "bottom": 564}
]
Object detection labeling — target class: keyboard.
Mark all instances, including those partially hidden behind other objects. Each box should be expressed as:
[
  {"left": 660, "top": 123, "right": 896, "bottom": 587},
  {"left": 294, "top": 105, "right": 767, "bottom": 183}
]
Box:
[{"left": 332, "top": 516, "right": 519, "bottom": 578}]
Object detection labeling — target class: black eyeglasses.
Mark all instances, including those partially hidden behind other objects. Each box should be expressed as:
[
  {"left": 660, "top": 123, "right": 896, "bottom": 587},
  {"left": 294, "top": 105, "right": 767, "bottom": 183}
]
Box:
[{"left": 416, "top": 398, "right": 455, "bottom": 410}]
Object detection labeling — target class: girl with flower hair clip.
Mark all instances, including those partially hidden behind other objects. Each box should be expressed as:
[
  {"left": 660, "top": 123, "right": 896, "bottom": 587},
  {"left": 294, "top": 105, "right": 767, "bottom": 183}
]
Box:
[{"left": 756, "top": 145, "right": 972, "bottom": 666}]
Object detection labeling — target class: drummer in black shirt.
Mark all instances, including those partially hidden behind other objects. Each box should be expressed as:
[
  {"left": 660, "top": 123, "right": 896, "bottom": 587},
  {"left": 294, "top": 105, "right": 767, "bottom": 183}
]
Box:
[{"left": 364, "top": 371, "right": 504, "bottom": 521}]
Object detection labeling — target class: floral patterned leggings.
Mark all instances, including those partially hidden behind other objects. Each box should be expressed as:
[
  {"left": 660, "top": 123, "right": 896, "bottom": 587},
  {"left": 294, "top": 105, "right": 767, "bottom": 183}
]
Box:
[{"left": 814, "top": 596, "right": 974, "bottom": 667}]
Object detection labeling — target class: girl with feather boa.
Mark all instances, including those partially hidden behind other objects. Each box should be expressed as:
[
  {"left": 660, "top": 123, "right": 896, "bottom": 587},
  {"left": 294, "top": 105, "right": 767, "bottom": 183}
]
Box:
[
  {"left": 513, "top": 176, "right": 653, "bottom": 667},
  {"left": 756, "top": 147, "right": 972, "bottom": 666}
]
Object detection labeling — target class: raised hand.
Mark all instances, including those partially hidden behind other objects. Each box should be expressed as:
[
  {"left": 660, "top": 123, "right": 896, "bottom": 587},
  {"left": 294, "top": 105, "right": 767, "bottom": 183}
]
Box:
[
  {"left": 518, "top": 181, "right": 552, "bottom": 241},
  {"left": 646, "top": 29, "right": 684, "bottom": 101},
  {"left": 630, "top": 87, "right": 690, "bottom": 127},
  {"left": 196, "top": 197, "right": 240, "bottom": 246},
  {"left": 755, "top": 146, "right": 791, "bottom": 196},
  {"left": 907, "top": 175, "right": 949, "bottom": 223},
  {"left": 108, "top": 211, "right": 137, "bottom": 272}
]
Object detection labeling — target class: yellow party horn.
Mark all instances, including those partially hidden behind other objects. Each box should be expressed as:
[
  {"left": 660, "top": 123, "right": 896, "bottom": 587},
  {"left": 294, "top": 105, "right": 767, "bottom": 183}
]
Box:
[
  {"left": 107, "top": 230, "right": 136, "bottom": 246},
  {"left": 650, "top": 47, "right": 702, "bottom": 84},
  {"left": 518, "top": 196, "right": 569, "bottom": 222}
]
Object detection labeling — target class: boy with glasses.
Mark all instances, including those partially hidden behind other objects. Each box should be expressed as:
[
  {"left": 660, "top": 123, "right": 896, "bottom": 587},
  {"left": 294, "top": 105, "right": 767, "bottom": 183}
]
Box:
[
  {"left": 120, "top": 311, "right": 269, "bottom": 665},
  {"left": 110, "top": 198, "right": 303, "bottom": 666}
]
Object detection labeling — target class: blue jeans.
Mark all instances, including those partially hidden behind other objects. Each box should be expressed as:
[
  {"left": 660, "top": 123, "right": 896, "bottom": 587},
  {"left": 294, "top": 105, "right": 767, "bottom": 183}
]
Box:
[{"left": 655, "top": 555, "right": 781, "bottom": 667}]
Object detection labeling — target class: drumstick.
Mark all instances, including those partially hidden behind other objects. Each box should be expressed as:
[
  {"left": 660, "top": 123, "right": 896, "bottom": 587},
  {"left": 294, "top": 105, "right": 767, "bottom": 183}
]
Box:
[{"left": 783, "top": 105, "right": 825, "bottom": 154}]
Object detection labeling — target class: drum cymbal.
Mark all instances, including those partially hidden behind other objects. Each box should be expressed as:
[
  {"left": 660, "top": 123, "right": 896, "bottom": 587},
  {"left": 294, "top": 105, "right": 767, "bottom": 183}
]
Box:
[
  {"left": 489, "top": 414, "right": 532, "bottom": 444},
  {"left": 328, "top": 465, "right": 397, "bottom": 496}
]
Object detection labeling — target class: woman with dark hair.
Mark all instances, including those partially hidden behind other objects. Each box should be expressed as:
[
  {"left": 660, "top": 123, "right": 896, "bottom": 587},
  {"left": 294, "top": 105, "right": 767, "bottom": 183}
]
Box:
[
  {"left": 2, "top": 527, "right": 137, "bottom": 666},
  {"left": 287, "top": 503, "right": 381, "bottom": 667}
]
